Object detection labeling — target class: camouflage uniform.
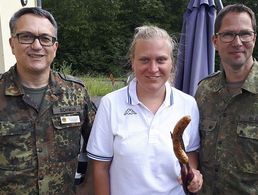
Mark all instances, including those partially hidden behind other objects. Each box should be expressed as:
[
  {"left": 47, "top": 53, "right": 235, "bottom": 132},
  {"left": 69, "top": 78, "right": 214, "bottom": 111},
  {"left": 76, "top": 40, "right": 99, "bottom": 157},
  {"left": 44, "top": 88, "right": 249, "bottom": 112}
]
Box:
[
  {"left": 0, "top": 65, "right": 95, "bottom": 195},
  {"left": 195, "top": 61, "right": 258, "bottom": 195}
]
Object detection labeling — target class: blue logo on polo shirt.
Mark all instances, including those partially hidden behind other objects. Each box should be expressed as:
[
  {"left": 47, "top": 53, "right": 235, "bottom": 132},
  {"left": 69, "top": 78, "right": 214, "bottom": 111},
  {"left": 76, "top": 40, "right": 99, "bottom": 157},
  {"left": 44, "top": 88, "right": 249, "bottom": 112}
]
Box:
[{"left": 124, "top": 108, "right": 137, "bottom": 115}]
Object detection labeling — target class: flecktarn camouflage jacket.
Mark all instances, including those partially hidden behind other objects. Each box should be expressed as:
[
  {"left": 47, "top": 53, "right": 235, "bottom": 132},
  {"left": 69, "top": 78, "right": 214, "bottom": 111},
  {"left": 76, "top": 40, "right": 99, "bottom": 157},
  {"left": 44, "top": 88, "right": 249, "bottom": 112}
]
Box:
[
  {"left": 0, "top": 66, "right": 95, "bottom": 195},
  {"left": 195, "top": 61, "right": 258, "bottom": 195}
]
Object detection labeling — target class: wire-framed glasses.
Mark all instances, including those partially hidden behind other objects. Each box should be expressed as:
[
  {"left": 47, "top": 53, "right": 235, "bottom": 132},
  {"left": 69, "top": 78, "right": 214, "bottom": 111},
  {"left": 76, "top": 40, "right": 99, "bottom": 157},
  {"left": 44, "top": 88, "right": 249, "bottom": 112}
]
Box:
[
  {"left": 216, "top": 31, "right": 256, "bottom": 43},
  {"left": 14, "top": 32, "right": 57, "bottom": 46}
]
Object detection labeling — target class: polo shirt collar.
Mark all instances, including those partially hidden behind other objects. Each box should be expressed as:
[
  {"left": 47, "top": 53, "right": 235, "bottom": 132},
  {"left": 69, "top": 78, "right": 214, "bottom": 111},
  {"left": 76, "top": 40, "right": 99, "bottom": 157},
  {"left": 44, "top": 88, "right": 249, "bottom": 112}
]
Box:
[{"left": 127, "top": 78, "right": 173, "bottom": 106}]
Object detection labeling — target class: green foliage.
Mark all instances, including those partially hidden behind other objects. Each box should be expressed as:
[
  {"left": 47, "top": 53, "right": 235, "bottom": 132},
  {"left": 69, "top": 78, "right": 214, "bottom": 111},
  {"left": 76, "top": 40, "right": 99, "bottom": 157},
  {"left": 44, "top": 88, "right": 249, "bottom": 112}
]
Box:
[
  {"left": 44, "top": 0, "right": 258, "bottom": 75},
  {"left": 80, "top": 75, "right": 126, "bottom": 96},
  {"left": 43, "top": 0, "right": 188, "bottom": 76}
]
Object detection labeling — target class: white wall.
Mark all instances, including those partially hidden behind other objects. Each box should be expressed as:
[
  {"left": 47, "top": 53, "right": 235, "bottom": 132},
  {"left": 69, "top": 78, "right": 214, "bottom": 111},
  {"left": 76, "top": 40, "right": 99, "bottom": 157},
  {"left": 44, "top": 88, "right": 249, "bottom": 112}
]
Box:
[{"left": 0, "top": 0, "right": 37, "bottom": 73}]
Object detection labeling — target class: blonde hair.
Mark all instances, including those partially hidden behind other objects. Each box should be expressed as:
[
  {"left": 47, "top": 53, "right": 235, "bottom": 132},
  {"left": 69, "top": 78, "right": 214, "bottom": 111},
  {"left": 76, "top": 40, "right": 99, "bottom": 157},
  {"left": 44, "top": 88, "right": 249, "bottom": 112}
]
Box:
[{"left": 128, "top": 25, "right": 176, "bottom": 64}]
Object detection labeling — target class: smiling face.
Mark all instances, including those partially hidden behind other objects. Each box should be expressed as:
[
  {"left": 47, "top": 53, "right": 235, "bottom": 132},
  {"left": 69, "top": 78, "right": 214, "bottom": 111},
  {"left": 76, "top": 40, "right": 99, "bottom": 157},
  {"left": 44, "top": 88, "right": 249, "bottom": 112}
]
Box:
[
  {"left": 132, "top": 38, "right": 172, "bottom": 95},
  {"left": 9, "top": 14, "right": 58, "bottom": 76},
  {"left": 213, "top": 12, "right": 256, "bottom": 72}
]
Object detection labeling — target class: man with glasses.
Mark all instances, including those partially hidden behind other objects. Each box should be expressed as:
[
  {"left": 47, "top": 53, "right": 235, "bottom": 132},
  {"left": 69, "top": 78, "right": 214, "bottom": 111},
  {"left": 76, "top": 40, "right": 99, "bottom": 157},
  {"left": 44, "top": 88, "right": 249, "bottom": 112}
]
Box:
[
  {"left": 0, "top": 7, "right": 95, "bottom": 194},
  {"left": 195, "top": 4, "right": 257, "bottom": 195}
]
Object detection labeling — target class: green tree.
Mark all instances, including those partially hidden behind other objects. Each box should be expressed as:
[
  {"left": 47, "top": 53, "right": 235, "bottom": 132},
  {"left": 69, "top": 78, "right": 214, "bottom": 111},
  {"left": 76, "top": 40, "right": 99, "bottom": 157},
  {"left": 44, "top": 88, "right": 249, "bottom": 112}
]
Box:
[{"left": 42, "top": 0, "right": 206, "bottom": 76}]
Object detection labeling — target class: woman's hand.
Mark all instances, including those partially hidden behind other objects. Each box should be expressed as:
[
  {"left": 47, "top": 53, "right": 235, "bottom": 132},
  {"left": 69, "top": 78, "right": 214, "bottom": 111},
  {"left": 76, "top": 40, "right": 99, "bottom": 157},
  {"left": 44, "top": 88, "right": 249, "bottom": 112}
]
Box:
[{"left": 187, "top": 168, "right": 203, "bottom": 193}]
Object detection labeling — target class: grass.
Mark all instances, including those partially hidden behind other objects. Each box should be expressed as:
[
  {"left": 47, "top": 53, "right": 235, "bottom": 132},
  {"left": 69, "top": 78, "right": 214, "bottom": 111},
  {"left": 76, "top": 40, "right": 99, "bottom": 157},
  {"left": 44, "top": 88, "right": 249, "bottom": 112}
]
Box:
[
  {"left": 58, "top": 63, "right": 127, "bottom": 96},
  {"left": 80, "top": 75, "right": 126, "bottom": 96}
]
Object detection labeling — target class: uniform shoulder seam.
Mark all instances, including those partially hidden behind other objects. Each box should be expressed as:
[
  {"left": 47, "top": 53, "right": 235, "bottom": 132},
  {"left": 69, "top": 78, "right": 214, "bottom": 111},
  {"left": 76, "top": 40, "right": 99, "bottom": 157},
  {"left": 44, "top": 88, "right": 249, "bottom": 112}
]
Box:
[
  {"left": 198, "top": 71, "right": 221, "bottom": 84},
  {"left": 58, "top": 72, "right": 85, "bottom": 87}
]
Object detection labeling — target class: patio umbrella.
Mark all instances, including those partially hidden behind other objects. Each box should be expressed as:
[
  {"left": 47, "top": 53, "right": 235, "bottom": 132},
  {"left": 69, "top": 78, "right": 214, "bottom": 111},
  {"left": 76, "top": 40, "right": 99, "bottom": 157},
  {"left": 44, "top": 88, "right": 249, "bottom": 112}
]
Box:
[{"left": 175, "top": 0, "right": 223, "bottom": 96}]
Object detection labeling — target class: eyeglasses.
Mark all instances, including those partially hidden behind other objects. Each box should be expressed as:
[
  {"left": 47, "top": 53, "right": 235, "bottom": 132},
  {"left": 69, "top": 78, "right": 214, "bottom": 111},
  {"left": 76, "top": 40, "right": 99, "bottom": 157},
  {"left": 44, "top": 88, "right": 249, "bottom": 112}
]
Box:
[
  {"left": 216, "top": 31, "right": 256, "bottom": 43},
  {"left": 14, "top": 32, "right": 57, "bottom": 46}
]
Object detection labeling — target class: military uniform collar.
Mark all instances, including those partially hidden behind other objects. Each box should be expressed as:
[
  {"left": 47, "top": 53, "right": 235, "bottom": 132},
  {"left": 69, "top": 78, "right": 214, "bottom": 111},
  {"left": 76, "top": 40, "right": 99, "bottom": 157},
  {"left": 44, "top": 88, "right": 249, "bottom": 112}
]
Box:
[
  {"left": 205, "top": 71, "right": 224, "bottom": 92},
  {"left": 241, "top": 59, "right": 258, "bottom": 94},
  {"left": 48, "top": 71, "right": 63, "bottom": 96},
  {"left": 4, "top": 65, "right": 24, "bottom": 96},
  {"left": 215, "top": 59, "right": 258, "bottom": 94},
  {"left": 4, "top": 65, "right": 63, "bottom": 97}
]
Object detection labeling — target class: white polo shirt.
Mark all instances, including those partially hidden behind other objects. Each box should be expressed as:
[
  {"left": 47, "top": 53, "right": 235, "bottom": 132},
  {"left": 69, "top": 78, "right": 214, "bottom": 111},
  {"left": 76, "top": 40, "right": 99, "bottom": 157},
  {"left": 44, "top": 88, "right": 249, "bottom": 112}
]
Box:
[{"left": 87, "top": 79, "right": 200, "bottom": 195}]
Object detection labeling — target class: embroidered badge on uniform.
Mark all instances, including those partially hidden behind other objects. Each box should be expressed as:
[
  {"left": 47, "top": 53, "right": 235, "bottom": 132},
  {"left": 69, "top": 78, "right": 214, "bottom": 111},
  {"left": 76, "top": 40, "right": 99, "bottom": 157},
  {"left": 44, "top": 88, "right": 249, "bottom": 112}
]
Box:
[{"left": 60, "top": 115, "right": 80, "bottom": 124}]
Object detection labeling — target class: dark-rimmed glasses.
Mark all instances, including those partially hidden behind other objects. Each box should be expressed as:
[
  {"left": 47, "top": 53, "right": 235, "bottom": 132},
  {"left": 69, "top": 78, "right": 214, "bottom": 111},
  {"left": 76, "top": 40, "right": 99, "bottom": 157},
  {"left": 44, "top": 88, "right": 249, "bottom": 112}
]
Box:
[
  {"left": 216, "top": 31, "right": 256, "bottom": 43},
  {"left": 14, "top": 32, "right": 57, "bottom": 47}
]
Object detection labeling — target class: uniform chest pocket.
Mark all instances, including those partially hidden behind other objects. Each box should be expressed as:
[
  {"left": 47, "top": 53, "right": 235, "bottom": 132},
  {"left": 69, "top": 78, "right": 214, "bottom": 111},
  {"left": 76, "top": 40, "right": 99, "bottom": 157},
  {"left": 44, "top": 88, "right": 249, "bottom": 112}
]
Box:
[
  {"left": 236, "top": 122, "right": 258, "bottom": 174},
  {"left": 199, "top": 119, "right": 217, "bottom": 163},
  {"left": 199, "top": 119, "right": 217, "bottom": 140},
  {"left": 51, "top": 114, "right": 83, "bottom": 162},
  {"left": 237, "top": 122, "right": 258, "bottom": 140},
  {"left": 0, "top": 121, "right": 33, "bottom": 170}
]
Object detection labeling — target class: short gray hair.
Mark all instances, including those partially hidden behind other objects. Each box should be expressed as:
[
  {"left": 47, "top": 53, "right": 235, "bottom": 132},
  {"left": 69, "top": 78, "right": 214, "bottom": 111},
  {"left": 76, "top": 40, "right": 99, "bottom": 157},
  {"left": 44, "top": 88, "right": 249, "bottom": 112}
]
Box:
[{"left": 9, "top": 7, "right": 58, "bottom": 37}]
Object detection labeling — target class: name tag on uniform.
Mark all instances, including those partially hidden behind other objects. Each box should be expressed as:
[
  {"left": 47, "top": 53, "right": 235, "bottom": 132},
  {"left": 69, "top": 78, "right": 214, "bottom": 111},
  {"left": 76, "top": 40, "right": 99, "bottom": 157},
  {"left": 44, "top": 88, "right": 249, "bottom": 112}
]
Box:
[{"left": 60, "top": 115, "right": 80, "bottom": 124}]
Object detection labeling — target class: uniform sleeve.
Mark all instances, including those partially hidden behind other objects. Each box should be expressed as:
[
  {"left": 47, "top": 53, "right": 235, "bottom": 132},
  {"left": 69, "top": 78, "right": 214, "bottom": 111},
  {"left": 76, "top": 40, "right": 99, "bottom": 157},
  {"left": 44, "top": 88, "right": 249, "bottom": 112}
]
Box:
[
  {"left": 74, "top": 89, "right": 96, "bottom": 185},
  {"left": 185, "top": 98, "right": 200, "bottom": 153}
]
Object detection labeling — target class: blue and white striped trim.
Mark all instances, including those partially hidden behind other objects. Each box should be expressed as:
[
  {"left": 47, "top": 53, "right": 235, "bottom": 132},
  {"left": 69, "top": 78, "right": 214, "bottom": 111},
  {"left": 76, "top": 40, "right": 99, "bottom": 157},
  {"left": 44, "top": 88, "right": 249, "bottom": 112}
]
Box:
[
  {"left": 127, "top": 85, "right": 132, "bottom": 105},
  {"left": 87, "top": 152, "right": 113, "bottom": 161},
  {"left": 170, "top": 88, "right": 174, "bottom": 106}
]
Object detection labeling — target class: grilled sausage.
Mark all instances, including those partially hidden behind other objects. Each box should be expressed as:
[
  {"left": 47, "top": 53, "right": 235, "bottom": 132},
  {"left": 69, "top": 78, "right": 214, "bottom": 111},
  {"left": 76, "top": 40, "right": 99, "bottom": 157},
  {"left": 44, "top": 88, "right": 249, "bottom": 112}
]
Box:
[{"left": 171, "top": 116, "right": 191, "bottom": 164}]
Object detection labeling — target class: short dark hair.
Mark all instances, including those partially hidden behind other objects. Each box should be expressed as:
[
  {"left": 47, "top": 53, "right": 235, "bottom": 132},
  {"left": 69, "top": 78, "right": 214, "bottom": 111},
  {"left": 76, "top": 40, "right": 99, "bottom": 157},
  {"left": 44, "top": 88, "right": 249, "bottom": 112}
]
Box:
[
  {"left": 215, "top": 4, "right": 256, "bottom": 33},
  {"left": 9, "top": 7, "right": 58, "bottom": 37}
]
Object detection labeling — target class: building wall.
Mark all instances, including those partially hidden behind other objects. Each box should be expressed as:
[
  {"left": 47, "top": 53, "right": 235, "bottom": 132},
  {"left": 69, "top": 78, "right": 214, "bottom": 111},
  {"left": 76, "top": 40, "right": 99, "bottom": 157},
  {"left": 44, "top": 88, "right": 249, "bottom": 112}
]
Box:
[{"left": 0, "top": 0, "right": 37, "bottom": 73}]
